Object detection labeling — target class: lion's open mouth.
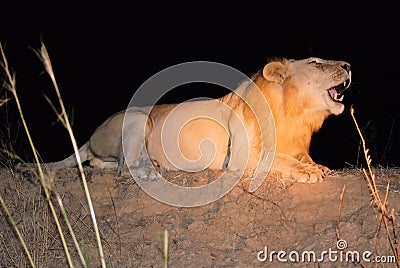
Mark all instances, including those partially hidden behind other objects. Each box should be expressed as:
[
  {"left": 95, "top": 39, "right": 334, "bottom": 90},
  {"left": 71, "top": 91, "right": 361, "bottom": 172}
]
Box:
[{"left": 327, "top": 77, "right": 351, "bottom": 102}]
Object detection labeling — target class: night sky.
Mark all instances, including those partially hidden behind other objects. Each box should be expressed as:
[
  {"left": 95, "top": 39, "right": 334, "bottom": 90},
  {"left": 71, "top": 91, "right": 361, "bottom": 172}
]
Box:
[{"left": 1, "top": 3, "right": 399, "bottom": 169}]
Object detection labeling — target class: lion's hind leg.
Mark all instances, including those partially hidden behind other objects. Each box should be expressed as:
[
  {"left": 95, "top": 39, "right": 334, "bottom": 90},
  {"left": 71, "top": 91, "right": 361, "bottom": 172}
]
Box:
[
  {"left": 119, "top": 111, "right": 160, "bottom": 180},
  {"left": 90, "top": 158, "right": 118, "bottom": 169}
]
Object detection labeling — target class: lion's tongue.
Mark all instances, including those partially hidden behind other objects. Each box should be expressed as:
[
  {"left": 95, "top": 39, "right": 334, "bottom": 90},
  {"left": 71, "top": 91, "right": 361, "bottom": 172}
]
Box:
[{"left": 328, "top": 88, "right": 338, "bottom": 99}]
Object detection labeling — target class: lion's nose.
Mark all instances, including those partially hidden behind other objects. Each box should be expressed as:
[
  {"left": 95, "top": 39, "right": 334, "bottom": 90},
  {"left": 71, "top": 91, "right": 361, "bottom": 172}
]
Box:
[{"left": 340, "top": 62, "right": 351, "bottom": 73}]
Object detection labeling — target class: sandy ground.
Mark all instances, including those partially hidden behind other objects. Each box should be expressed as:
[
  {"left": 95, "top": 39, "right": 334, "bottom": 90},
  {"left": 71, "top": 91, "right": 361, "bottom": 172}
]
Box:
[{"left": 0, "top": 166, "right": 399, "bottom": 267}]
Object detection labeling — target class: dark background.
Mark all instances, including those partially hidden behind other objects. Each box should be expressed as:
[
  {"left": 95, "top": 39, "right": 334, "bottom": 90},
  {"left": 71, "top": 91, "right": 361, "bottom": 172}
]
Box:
[{"left": 1, "top": 2, "right": 399, "bottom": 169}]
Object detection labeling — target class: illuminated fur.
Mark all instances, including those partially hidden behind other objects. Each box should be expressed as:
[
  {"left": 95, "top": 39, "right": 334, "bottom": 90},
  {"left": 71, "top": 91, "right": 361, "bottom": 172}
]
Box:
[{"left": 34, "top": 57, "right": 351, "bottom": 183}]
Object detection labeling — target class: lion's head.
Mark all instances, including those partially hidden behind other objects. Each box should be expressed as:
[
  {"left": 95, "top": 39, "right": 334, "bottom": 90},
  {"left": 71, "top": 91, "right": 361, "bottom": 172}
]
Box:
[
  {"left": 246, "top": 57, "right": 352, "bottom": 169},
  {"left": 261, "top": 57, "right": 352, "bottom": 117}
]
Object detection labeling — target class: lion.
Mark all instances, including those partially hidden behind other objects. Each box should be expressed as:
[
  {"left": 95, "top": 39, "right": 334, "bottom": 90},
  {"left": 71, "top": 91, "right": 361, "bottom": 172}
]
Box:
[{"left": 28, "top": 57, "right": 351, "bottom": 184}]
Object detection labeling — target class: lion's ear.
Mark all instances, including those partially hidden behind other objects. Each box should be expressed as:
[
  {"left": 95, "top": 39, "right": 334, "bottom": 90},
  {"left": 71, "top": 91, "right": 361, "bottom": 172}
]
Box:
[{"left": 262, "top": 61, "right": 286, "bottom": 84}]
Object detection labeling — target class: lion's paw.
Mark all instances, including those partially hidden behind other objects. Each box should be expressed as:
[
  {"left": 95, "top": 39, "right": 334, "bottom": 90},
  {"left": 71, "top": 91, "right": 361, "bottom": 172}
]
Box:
[
  {"left": 291, "top": 163, "right": 328, "bottom": 183},
  {"left": 128, "top": 166, "right": 162, "bottom": 181},
  {"left": 315, "top": 163, "right": 331, "bottom": 176}
]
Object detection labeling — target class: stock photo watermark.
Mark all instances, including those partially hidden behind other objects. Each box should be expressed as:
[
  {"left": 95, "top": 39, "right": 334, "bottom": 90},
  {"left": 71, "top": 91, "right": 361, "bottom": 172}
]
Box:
[
  {"left": 122, "top": 61, "right": 276, "bottom": 207},
  {"left": 257, "top": 239, "right": 396, "bottom": 264}
]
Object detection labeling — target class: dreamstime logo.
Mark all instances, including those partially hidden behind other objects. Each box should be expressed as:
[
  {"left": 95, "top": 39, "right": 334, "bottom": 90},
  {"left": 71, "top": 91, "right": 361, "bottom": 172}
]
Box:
[
  {"left": 257, "top": 239, "right": 397, "bottom": 264},
  {"left": 122, "top": 61, "right": 276, "bottom": 207},
  {"left": 336, "top": 239, "right": 347, "bottom": 250}
]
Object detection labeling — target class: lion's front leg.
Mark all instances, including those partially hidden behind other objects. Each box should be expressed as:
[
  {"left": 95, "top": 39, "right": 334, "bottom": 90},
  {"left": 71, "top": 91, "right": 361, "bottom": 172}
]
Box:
[
  {"left": 227, "top": 136, "right": 261, "bottom": 174},
  {"left": 271, "top": 153, "right": 327, "bottom": 183}
]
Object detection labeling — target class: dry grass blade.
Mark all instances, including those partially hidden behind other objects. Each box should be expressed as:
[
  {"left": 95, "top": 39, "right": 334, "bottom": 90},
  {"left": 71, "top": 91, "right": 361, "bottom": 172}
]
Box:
[
  {"left": 35, "top": 42, "right": 106, "bottom": 268},
  {"left": 164, "top": 229, "right": 169, "bottom": 268},
  {"left": 351, "top": 107, "right": 399, "bottom": 267},
  {"left": 336, "top": 184, "right": 346, "bottom": 240},
  {"left": 0, "top": 97, "right": 11, "bottom": 107},
  {"left": 0, "top": 194, "right": 36, "bottom": 267},
  {"left": 1, "top": 42, "right": 74, "bottom": 267},
  {"left": 106, "top": 187, "right": 121, "bottom": 255}
]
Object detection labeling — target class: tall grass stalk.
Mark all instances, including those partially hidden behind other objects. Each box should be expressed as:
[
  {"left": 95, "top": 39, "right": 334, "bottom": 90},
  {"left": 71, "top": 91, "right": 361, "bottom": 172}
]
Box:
[
  {"left": 0, "top": 43, "right": 75, "bottom": 267},
  {"left": 351, "top": 107, "right": 399, "bottom": 267},
  {"left": 164, "top": 229, "right": 169, "bottom": 268},
  {"left": 35, "top": 43, "right": 106, "bottom": 268}
]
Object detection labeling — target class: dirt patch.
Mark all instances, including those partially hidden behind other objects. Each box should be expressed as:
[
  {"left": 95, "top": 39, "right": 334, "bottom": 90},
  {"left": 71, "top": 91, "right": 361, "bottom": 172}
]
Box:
[{"left": 0, "top": 167, "right": 399, "bottom": 267}]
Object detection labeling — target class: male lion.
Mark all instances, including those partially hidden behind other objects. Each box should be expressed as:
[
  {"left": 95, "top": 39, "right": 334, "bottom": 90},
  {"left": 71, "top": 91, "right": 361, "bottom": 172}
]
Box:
[{"left": 31, "top": 57, "right": 351, "bottom": 184}]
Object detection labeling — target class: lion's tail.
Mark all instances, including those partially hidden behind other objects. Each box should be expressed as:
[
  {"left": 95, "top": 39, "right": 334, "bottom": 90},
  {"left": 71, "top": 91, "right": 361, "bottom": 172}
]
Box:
[{"left": 19, "top": 142, "right": 91, "bottom": 170}]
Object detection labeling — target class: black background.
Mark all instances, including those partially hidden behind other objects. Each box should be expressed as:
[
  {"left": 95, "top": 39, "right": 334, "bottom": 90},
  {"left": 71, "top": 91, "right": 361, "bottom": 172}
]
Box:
[{"left": 1, "top": 2, "right": 399, "bottom": 169}]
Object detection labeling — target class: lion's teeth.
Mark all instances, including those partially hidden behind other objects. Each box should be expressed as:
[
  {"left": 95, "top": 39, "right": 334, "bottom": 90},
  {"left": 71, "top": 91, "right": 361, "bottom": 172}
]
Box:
[
  {"left": 331, "top": 93, "right": 344, "bottom": 102},
  {"left": 329, "top": 89, "right": 344, "bottom": 102}
]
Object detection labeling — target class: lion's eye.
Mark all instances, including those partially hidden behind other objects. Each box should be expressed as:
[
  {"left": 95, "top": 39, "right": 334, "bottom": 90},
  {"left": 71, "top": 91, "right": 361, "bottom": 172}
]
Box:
[{"left": 308, "top": 60, "right": 321, "bottom": 67}]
